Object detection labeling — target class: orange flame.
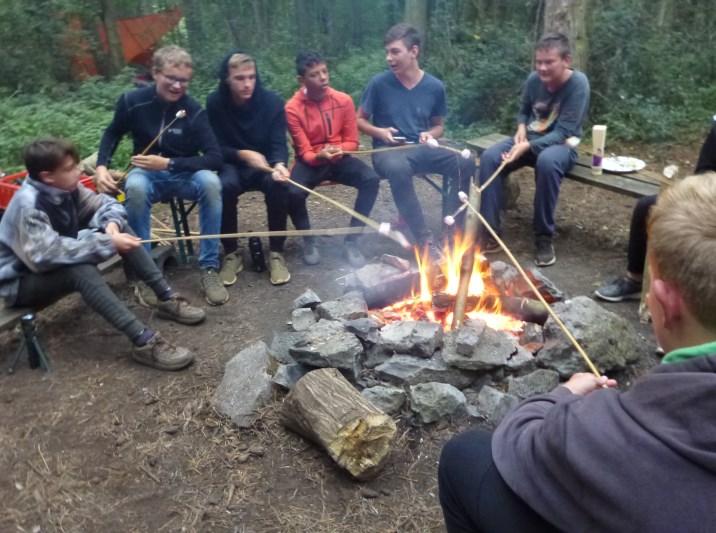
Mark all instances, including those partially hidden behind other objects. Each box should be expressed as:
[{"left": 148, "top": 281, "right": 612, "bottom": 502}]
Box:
[{"left": 378, "top": 233, "right": 523, "bottom": 332}]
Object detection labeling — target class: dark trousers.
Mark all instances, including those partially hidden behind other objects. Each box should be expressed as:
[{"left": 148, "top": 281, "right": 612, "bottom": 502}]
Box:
[
  {"left": 373, "top": 145, "right": 476, "bottom": 243},
  {"left": 288, "top": 156, "right": 379, "bottom": 242},
  {"left": 478, "top": 139, "right": 577, "bottom": 238},
  {"left": 13, "top": 245, "right": 167, "bottom": 343},
  {"left": 438, "top": 429, "right": 560, "bottom": 533},
  {"left": 219, "top": 164, "right": 289, "bottom": 253},
  {"left": 626, "top": 194, "right": 656, "bottom": 275}
]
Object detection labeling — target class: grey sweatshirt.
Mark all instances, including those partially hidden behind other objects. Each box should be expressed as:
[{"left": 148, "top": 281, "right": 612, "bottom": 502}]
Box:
[
  {"left": 517, "top": 70, "right": 590, "bottom": 154},
  {"left": 0, "top": 177, "right": 126, "bottom": 304},
  {"left": 492, "top": 354, "right": 716, "bottom": 533}
]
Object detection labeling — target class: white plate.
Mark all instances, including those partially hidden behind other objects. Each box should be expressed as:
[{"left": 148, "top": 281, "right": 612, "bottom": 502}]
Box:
[{"left": 602, "top": 156, "right": 646, "bottom": 173}]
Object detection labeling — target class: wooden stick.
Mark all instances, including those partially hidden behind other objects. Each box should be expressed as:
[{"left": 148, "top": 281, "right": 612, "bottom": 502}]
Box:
[
  {"left": 249, "top": 162, "right": 410, "bottom": 249},
  {"left": 139, "top": 226, "right": 368, "bottom": 245},
  {"left": 461, "top": 200, "right": 601, "bottom": 377},
  {"left": 478, "top": 159, "right": 509, "bottom": 193},
  {"left": 451, "top": 180, "right": 481, "bottom": 330},
  {"left": 121, "top": 110, "right": 187, "bottom": 175}
]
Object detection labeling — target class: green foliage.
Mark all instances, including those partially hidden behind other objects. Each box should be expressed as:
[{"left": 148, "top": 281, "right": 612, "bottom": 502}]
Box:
[{"left": 0, "top": 72, "right": 136, "bottom": 171}]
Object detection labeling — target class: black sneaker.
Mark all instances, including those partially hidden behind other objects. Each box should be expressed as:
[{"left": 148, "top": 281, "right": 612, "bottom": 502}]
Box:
[
  {"left": 594, "top": 276, "right": 642, "bottom": 302},
  {"left": 535, "top": 236, "right": 556, "bottom": 267}
]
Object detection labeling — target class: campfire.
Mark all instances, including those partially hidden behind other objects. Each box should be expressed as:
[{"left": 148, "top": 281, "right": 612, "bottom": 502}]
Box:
[{"left": 374, "top": 234, "right": 524, "bottom": 332}]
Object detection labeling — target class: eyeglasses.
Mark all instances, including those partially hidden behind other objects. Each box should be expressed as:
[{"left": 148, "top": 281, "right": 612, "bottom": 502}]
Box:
[{"left": 160, "top": 73, "right": 191, "bottom": 86}]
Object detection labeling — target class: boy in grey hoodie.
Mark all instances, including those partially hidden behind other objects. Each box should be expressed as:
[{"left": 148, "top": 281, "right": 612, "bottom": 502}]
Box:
[{"left": 0, "top": 138, "right": 206, "bottom": 370}]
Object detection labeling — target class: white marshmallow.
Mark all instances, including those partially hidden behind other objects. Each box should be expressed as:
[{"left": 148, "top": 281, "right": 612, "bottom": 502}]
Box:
[
  {"left": 443, "top": 215, "right": 455, "bottom": 226},
  {"left": 176, "top": 109, "right": 187, "bottom": 118},
  {"left": 461, "top": 148, "right": 471, "bottom": 159},
  {"left": 378, "top": 222, "right": 391, "bottom": 235},
  {"left": 565, "top": 136, "right": 581, "bottom": 148},
  {"left": 458, "top": 191, "right": 469, "bottom": 203},
  {"left": 426, "top": 138, "right": 439, "bottom": 148}
]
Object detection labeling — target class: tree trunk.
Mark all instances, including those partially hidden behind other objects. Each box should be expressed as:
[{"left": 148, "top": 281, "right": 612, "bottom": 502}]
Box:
[
  {"left": 404, "top": 0, "right": 430, "bottom": 47},
  {"left": 542, "top": 0, "right": 589, "bottom": 70},
  {"left": 181, "top": 0, "right": 205, "bottom": 56},
  {"left": 99, "top": 0, "right": 124, "bottom": 76},
  {"left": 281, "top": 368, "right": 397, "bottom": 480}
]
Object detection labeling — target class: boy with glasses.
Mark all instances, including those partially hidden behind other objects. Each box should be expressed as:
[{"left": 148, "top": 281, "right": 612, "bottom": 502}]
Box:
[{"left": 95, "top": 45, "right": 228, "bottom": 306}]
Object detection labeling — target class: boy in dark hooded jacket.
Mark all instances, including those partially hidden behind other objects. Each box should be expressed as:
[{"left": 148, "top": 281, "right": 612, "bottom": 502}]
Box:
[{"left": 206, "top": 52, "right": 292, "bottom": 287}]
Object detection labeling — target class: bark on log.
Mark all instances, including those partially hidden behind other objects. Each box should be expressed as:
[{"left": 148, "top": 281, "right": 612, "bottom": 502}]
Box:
[{"left": 281, "top": 368, "right": 397, "bottom": 480}]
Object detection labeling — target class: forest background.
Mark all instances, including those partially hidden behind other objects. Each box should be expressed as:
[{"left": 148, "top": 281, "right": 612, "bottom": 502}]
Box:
[{"left": 1, "top": 0, "right": 715, "bottom": 172}]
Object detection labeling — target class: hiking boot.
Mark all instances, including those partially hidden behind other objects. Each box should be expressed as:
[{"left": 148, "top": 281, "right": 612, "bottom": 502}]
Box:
[
  {"left": 132, "top": 333, "right": 194, "bottom": 371},
  {"left": 594, "top": 275, "right": 642, "bottom": 302},
  {"left": 200, "top": 268, "right": 229, "bottom": 306},
  {"left": 219, "top": 251, "right": 244, "bottom": 286},
  {"left": 344, "top": 241, "right": 366, "bottom": 268},
  {"left": 156, "top": 294, "right": 206, "bottom": 325},
  {"left": 134, "top": 281, "right": 158, "bottom": 308},
  {"left": 303, "top": 241, "right": 321, "bottom": 265},
  {"left": 269, "top": 252, "right": 291, "bottom": 285},
  {"left": 535, "top": 236, "right": 556, "bottom": 267}
]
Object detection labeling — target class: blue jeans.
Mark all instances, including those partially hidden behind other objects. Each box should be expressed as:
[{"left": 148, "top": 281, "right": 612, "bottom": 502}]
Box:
[
  {"left": 478, "top": 139, "right": 577, "bottom": 238},
  {"left": 124, "top": 168, "right": 222, "bottom": 269}
]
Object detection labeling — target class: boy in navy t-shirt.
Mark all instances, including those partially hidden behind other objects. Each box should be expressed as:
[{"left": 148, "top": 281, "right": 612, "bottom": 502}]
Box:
[{"left": 358, "top": 23, "right": 475, "bottom": 253}]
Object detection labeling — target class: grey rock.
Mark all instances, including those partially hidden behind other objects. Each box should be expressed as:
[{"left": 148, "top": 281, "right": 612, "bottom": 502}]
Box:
[
  {"left": 343, "top": 317, "right": 383, "bottom": 345},
  {"left": 379, "top": 320, "right": 443, "bottom": 358},
  {"left": 363, "top": 345, "right": 392, "bottom": 369},
  {"left": 505, "top": 345, "right": 537, "bottom": 373},
  {"left": 475, "top": 386, "right": 520, "bottom": 425},
  {"left": 272, "top": 363, "right": 314, "bottom": 390},
  {"left": 214, "top": 341, "right": 274, "bottom": 428},
  {"left": 455, "top": 321, "right": 484, "bottom": 355},
  {"left": 375, "top": 353, "right": 476, "bottom": 389},
  {"left": 507, "top": 369, "right": 560, "bottom": 399},
  {"left": 409, "top": 382, "right": 466, "bottom": 424},
  {"left": 291, "top": 308, "right": 316, "bottom": 331},
  {"left": 268, "top": 331, "right": 304, "bottom": 364},
  {"left": 442, "top": 322, "right": 522, "bottom": 371},
  {"left": 540, "top": 296, "right": 645, "bottom": 377},
  {"left": 380, "top": 254, "right": 411, "bottom": 271},
  {"left": 361, "top": 386, "right": 406, "bottom": 415},
  {"left": 293, "top": 289, "right": 322, "bottom": 309},
  {"left": 351, "top": 263, "right": 419, "bottom": 308},
  {"left": 519, "top": 322, "right": 544, "bottom": 345},
  {"left": 316, "top": 291, "right": 368, "bottom": 321},
  {"left": 289, "top": 319, "right": 364, "bottom": 370}
]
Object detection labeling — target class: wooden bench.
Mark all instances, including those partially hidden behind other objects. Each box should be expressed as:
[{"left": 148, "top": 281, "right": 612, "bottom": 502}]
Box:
[{"left": 466, "top": 132, "right": 665, "bottom": 198}]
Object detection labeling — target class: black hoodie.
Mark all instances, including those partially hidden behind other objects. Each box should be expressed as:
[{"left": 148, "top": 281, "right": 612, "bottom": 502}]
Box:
[{"left": 206, "top": 51, "right": 288, "bottom": 167}]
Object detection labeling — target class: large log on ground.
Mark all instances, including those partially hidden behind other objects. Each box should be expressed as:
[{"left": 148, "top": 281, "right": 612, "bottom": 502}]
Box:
[{"left": 281, "top": 368, "right": 397, "bottom": 479}]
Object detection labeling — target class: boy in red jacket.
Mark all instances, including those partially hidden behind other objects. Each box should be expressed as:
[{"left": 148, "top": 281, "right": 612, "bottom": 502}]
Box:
[{"left": 285, "top": 51, "right": 379, "bottom": 268}]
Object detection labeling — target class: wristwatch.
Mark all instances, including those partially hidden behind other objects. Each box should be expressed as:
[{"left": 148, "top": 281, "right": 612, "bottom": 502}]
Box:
[{"left": 167, "top": 158, "right": 176, "bottom": 172}]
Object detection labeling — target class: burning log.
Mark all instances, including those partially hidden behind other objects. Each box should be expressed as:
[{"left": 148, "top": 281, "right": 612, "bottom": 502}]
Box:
[
  {"left": 433, "top": 293, "right": 549, "bottom": 325},
  {"left": 452, "top": 183, "right": 481, "bottom": 330},
  {"left": 281, "top": 368, "right": 397, "bottom": 480}
]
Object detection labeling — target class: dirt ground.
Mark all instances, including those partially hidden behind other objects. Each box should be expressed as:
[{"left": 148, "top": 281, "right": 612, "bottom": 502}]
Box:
[{"left": 0, "top": 142, "right": 696, "bottom": 532}]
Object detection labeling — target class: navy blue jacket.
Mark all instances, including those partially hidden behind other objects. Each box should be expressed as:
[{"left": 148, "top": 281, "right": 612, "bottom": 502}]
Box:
[{"left": 97, "top": 85, "right": 222, "bottom": 173}]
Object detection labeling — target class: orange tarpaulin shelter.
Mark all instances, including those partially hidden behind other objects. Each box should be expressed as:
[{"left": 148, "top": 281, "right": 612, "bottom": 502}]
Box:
[{"left": 70, "top": 7, "right": 183, "bottom": 78}]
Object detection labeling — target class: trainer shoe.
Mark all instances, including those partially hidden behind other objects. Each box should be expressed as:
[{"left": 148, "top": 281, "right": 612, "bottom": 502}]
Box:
[
  {"left": 200, "top": 268, "right": 229, "bottom": 306},
  {"left": 132, "top": 333, "right": 194, "bottom": 371},
  {"left": 535, "top": 236, "right": 556, "bottom": 267},
  {"left": 134, "top": 281, "right": 158, "bottom": 308},
  {"left": 594, "top": 276, "right": 642, "bottom": 302},
  {"left": 303, "top": 241, "right": 321, "bottom": 265},
  {"left": 344, "top": 241, "right": 366, "bottom": 268},
  {"left": 269, "top": 252, "right": 291, "bottom": 285},
  {"left": 156, "top": 294, "right": 206, "bottom": 325},
  {"left": 219, "top": 251, "right": 244, "bottom": 286}
]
